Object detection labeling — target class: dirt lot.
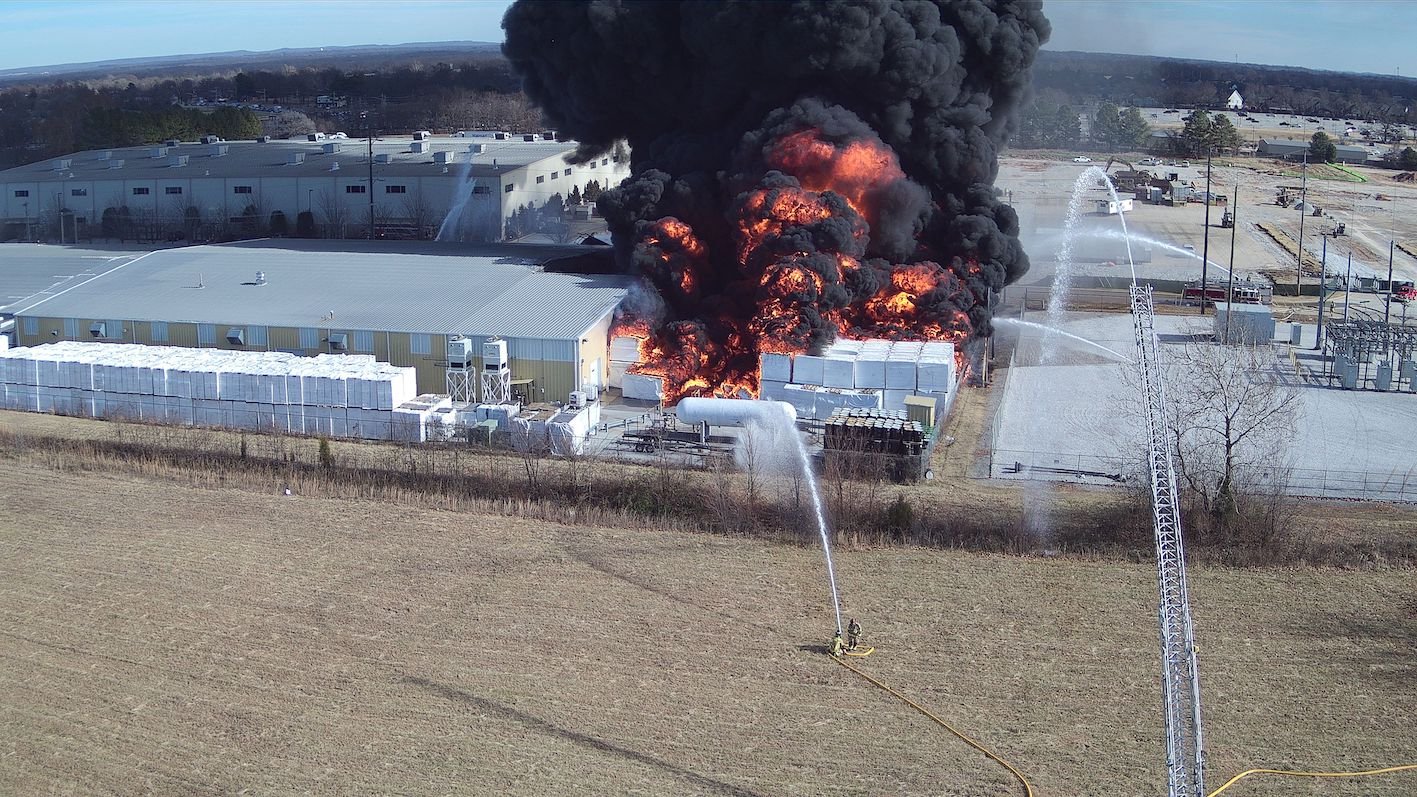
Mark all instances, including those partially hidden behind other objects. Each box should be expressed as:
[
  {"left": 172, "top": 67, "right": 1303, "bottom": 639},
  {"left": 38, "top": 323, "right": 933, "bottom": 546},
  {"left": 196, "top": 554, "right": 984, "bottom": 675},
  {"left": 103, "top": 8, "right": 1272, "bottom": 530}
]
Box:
[{"left": 1, "top": 459, "right": 1413, "bottom": 796}]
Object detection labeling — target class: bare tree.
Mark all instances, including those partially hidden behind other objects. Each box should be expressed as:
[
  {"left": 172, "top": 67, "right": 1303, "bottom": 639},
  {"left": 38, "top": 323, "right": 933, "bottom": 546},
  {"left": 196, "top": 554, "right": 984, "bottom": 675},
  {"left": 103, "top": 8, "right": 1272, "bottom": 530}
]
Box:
[
  {"left": 315, "top": 188, "right": 350, "bottom": 239},
  {"left": 401, "top": 192, "right": 439, "bottom": 240},
  {"left": 1162, "top": 343, "right": 1302, "bottom": 528}
]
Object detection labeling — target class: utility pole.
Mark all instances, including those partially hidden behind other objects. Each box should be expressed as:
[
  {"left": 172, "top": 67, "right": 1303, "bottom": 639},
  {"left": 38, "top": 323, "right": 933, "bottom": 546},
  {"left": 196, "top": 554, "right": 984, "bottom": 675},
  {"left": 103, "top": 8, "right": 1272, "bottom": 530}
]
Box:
[
  {"left": 1385, "top": 240, "right": 1395, "bottom": 326},
  {"left": 1295, "top": 152, "right": 1308, "bottom": 298},
  {"left": 1343, "top": 252, "right": 1353, "bottom": 323},
  {"left": 1225, "top": 185, "right": 1239, "bottom": 343},
  {"left": 1200, "top": 149, "right": 1212, "bottom": 315},
  {"left": 1315, "top": 235, "right": 1328, "bottom": 351},
  {"left": 364, "top": 110, "right": 376, "bottom": 240}
]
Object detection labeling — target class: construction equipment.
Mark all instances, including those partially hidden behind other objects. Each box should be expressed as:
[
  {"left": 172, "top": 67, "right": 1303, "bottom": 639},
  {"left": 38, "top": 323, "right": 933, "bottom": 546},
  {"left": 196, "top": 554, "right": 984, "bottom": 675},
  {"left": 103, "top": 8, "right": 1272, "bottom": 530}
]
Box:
[{"left": 1100, "top": 156, "right": 1154, "bottom": 192}]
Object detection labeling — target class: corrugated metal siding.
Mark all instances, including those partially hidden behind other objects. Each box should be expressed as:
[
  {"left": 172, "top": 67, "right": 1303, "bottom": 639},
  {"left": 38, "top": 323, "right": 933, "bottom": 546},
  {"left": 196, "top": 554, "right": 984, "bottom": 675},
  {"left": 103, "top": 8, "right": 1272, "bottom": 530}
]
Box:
[{"left": 268, "top": 326, "right": 301, "bottom": 351}]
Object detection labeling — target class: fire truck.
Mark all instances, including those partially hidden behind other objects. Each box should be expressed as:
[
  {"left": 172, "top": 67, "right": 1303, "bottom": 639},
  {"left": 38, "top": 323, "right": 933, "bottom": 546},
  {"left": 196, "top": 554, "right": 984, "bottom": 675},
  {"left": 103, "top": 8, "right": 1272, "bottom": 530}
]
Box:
[{"left": 1181, "top": 279, "right": 1272, "bottom": 306}]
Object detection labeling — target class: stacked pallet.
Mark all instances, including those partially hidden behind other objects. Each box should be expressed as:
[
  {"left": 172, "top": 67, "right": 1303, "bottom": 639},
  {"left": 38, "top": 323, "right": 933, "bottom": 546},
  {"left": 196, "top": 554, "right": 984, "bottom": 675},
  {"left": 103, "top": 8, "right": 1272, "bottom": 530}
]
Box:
[
  {"left": 823, "top": 408, "right": 927, "bottom": 456},
  {"left": 756, "top": 339, "right": 957, "bottom": 417}
]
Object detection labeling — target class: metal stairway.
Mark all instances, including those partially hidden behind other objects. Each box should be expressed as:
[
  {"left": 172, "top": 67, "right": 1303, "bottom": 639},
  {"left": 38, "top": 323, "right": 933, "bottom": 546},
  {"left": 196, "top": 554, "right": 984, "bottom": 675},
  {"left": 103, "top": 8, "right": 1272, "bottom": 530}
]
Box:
[{"left": 1129, "top": 284, "right": 1207, "bottom": 797}]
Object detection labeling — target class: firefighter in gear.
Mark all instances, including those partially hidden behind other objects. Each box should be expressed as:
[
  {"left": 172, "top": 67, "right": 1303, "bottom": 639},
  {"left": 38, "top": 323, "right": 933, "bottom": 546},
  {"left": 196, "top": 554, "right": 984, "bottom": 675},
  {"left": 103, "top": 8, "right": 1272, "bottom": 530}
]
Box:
[
  {"left": 829, "top": 632, "right": 846, "bottom": 657},
  {"left": 847, "top": 618, "right": 862, "bottom": 651}
]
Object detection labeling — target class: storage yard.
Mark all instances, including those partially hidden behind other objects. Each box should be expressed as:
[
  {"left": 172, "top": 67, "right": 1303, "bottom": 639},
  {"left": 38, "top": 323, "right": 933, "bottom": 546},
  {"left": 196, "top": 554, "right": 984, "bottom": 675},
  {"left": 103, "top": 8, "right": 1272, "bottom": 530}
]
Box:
[{"left": 0, "top": 459, "right": 1411, "bottom": 796}]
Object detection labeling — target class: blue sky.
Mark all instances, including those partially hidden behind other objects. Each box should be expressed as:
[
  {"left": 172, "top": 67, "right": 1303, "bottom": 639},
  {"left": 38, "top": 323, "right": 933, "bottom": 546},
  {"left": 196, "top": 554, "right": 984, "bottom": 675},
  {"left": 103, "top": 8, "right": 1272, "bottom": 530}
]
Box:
[{"left": 0, "top": 0, "right": 1413, "bottom": 77}]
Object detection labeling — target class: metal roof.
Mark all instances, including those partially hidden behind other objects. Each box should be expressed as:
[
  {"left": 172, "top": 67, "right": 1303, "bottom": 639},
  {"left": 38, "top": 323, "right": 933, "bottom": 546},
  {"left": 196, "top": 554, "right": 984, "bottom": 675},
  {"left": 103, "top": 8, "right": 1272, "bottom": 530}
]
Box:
[
  {"left": 0, "top": 135, "right": 582, "bottom": 184},
  {"left": 16, "top": 239, "right": 630, "bottom": 341},
  {"left": 0, "top": 243, "right": 150, "bottom": 314}
]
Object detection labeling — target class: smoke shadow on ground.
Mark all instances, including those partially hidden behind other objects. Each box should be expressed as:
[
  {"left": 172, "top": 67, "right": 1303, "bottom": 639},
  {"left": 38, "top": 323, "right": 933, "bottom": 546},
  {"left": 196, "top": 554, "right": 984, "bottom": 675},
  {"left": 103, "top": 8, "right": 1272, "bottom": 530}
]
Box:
[
  {"left": 399, "top": 675, "right": 767, "bottom": 797},
  {"left": 554, "top": 535, "right": 782, "bottom": 638},
  {"left": 1295, "top": 603, "right": 1417, "bottom": 687}
]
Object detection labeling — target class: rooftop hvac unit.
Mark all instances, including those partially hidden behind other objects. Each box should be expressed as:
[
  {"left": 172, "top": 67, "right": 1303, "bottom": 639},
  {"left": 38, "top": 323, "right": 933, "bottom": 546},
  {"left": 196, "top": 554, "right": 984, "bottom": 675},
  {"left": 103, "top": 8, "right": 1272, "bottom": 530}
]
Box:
[
  {"left": 433, "top": 150, "right": 455, "bottom": 163},
  {"left": 106, "top": 159, "right": 124, "bottom": 170},
  {"left": 469, "top": 143, "right": 485, "bottom": 155},
  {"left": 164, "top": 138, "right": 179, "bottom": 147},
  {"left": 210, "top": 144, "right": 229, "bottom": 157},
  {"left": 411, "top": 141, "right": 429, "bottom": 153},
  {"left": 494, "top": 132, "right": 509, "bottom": 140},
  {"left": 328, "top": 333, "right": 348, "bottom": 351},
  {"left": 151, "top": 146, "right": 168, "bottom": 158},
  {"left": 257, "top": 135, "right": 271, "bottom": 143},
  {"left": 307, "top": 133, "right": 326, "bottom": 142},
  {"left": 447, "top": 337, "right": 474, "bottom": 368},
  {"left": 97, "top": 150, "right": 112, "bottom": 160},
  {"left": 483, "top": 338, "right": 508, "bottom": 371},
  {"left": 88, "top": 322, "right": 106, "bottom": 338},
  {"left": 51, "top": 158, "right": 72, "bottom": 171},
  {"left": 542, "top": 130, "right": 557, "bottom": 140},
  {"left": 226, "top": 327, "right": 245, "bottom": 346},
  {"left": 414, "top": 130, "right": 432, "bottom": 141},
  {"left": 374, "top": 153, "right": 392, "bottom": 164},
  {"left": 322, "top": 142, "right": 340, "bottom": 154},
  {"left": 287, "top": 152, "right": 305, "bottom": 165},
  {"left": 201, "top": 134, "right": 221, "bottom": 144},
  {"left": 522, "top": 134, "right": 536, "bottom": 142},
  {"left": 168, "top": 155, "right": 189, "bottom": 168}
]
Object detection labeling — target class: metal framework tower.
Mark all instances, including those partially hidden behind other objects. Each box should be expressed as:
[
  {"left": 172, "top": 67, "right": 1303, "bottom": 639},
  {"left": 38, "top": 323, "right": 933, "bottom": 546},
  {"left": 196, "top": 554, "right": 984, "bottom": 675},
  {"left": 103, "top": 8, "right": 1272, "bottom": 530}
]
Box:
[{"left": 1129, "top": 285, "right": 1207, "bottom": 797}]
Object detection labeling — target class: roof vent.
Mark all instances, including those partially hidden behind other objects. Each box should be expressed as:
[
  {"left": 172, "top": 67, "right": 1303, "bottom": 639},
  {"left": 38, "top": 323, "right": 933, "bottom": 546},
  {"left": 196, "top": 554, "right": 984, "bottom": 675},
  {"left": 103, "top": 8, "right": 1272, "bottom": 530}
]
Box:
[
  {"left": 434, "top": 150, "right": 455, "bottom": 163},
  {"left": 413, "top": 130, "right": 432, "bottom": 141},
  {"left": 168, "top": 154, "right": 189, "bottom": 168},
  {"left": 225, "top": 327, "right": 245, "bottom": 346},
  {"left": 411, "top": 140, "right": 429, "bottom": 154},
  {"left": 322, "top": 142, "right": 341, "bottom": 154},
  {"left": 469, "top": 143, "right": 485, "bottom": 155},
  {"left": 287, "top": 152, "right": 305, "bottom": 165},
  {"left": 210, "top": 144, "right": 229, "bottom": 157},
  {"left": 107, "top": 159, "right": 125, "bottom": 170},
  {"left": 89, "top": 322, "right": 106, "bottom": 338},
  {"left": 329, "top": 161, "right": 340, "bottom": 171},
  {"left": 97, "top": 150, "right": 112, "bottom": 161},
  {"left": 200, "top": 134, "right": 221, "bottom": 145},
  {"left": 51, "top": 158, "right": 72, "bottom": 171},
  {"left": 254, "top": 271, "right": 266, "bottom": 285},
  {"left": 257, "top": 135, "right": 271, "bottom": 143},
  {"left": 164, "top": 138, "right": 180, "bottom": 147},
  {"left": 150, "top": 146, "right": 168, "bottom": 159},
  {"left": 328, "top": 333, "right": 348, "bottom": 351},
  {"left": 523, "top": 134, "right": 536, "bottom": 142}
]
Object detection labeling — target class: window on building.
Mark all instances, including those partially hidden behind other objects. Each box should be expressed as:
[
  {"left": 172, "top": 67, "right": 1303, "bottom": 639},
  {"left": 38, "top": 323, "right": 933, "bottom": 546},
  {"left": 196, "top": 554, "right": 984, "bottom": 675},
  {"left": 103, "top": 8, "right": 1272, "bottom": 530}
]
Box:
[
  {"left": 504, "top": 183, "right": 514, "bottom": 193},
  {"left": 165, "top": 186, "right": 182, "bottom": 195},
  {"left": 13, "top": 190, "right": 28, "bottom": 198},
  {"left": 601, "top": 158, "right": 609, "bottom": 166},
  {"left": 150, "top": 321, "right": 168, "bottom": 342},
  {"left": 233, "top": 185, "right": 253, "bottom": 194},
  {"left": 564, "top": 168, "right": 572, "bottom": 176},
  {"left": 536, "top": 175, "right": 545, "bottom": 184},
  {"left": 132, "top": 187, "right": 150, "bottom": 196},
  {"left": 472, "top": 185, "right": 491, "bottom": 195},
  {"left": 70, "top": 188, "right": 87, "bottom": 197},
  {"left": 345, "top": 185, "right": 366, "bottom": 194},
  {"left": 385, "top": 185, "right": 406, "bottom": 194},
  {"left": 197, "top": 324, "right": 215, "bottom": 345},
  {"left": 353, "top": 330, "right": 374, "bottom": 352},
  {"left": 23, "top": 317, "right": 37, "bottom": 336},
  {"left": 248, "top": 326, "right": 268, "bottom": 347},
  {"left": 299, "top": 327, "right": 319, "bottom": 349},
  {"left": 550, "top": 171, "right": 558, "bottom": 180},
  {"left": 410, "top": 333, "right": 431, "bottom": 356}
]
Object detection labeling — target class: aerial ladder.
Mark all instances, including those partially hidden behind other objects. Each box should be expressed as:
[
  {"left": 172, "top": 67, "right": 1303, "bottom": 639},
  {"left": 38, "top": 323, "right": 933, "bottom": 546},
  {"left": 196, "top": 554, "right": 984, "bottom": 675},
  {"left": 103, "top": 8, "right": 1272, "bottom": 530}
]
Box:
[{"left": 1129, "top": 284, "right": 1207, "bottom": 797}]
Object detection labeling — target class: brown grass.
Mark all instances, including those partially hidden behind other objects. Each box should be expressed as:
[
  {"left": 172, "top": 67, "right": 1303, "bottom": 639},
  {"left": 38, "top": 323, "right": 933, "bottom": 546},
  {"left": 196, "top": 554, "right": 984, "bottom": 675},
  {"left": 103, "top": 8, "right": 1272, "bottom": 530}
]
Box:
[{"left": 0, "top": 460, "right": 1413, "bottom": 795}]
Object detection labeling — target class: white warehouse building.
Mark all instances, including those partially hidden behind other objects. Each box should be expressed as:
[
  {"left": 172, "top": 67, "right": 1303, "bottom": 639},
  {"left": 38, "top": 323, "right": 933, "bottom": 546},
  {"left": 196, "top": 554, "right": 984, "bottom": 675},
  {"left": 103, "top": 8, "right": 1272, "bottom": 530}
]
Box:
[{"left": 0, "top": 132, "right": 631, "bottom": 243}]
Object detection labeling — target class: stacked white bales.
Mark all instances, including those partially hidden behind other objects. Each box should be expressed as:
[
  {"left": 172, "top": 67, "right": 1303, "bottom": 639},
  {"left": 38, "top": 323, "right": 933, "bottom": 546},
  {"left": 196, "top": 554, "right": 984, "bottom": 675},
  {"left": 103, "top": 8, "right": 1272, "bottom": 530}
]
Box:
[
  {"left": 757, "top": 339, "right": 957, "bottom": 419},
  {"left": 0, "top": 341, "right": 417, "bottom": 440}
]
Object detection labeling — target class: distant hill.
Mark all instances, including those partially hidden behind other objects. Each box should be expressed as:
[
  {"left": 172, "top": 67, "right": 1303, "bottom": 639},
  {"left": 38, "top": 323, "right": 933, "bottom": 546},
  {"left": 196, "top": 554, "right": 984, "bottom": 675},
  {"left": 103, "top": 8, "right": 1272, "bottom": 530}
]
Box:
[{"left": 0, "top": 41, "right": 504, "bottom": 87}]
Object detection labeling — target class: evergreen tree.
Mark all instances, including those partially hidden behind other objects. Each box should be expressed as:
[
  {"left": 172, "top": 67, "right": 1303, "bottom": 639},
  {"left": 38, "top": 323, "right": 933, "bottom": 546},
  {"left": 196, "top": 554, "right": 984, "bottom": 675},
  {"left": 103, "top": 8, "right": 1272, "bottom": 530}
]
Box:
[
  {"left": 1117, "top": 106, "right": 1151, "bottom": 147},
  {"left": 1092, "top": 102, "right": 1123, "bottom": 147},
  {"left": 1310, "top": 131, "right": 1337, "bottom": 162},
  {"left": 568, "top": 184, "right": 582, "bottom": 206},
  {"left": 1179, "top": 110, "right": 1214, "bottom": 156},
  {"left": 1210, "top": 114, "right": 1243, "bottom": 153}
]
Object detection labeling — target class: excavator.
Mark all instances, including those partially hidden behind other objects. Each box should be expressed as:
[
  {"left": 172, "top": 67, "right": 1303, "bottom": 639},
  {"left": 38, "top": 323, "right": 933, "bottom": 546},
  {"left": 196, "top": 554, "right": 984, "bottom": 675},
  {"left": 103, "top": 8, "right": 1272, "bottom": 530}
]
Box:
[{"left": 1099, "top": 156, "right": 1153, "bottom": 192}]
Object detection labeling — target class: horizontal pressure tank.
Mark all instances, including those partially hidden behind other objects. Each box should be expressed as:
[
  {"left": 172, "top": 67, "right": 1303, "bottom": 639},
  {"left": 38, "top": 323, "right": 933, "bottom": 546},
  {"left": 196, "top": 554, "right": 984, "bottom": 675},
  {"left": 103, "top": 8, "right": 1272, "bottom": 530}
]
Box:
[{"left": 675, "top": 397, "right": 796, "bottom": 428}]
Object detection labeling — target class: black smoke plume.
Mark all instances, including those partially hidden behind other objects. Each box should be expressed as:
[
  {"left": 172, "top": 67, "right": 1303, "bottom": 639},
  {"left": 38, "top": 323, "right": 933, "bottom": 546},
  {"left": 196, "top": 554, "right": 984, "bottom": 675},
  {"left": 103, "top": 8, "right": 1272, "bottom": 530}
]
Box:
[{"left": 503, "top": 0, "right": 1050, "bottom": 392}]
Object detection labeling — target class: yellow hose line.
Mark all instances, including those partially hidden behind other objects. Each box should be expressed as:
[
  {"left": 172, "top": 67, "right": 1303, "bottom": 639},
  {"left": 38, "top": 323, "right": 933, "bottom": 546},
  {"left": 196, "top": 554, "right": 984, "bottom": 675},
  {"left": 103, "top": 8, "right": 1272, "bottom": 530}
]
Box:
[
  {"left": 832, "top": 656, "right": 1035, "bottom": 797},
  {"left": 1207, "top": 763, "right": 1417, "bottom": 796}
]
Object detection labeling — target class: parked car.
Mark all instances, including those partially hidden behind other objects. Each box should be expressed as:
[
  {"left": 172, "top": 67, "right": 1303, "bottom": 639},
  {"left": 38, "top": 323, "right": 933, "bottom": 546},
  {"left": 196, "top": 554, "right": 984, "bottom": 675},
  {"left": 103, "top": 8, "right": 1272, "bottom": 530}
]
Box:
[{"left": 1072, "top": 156, "right": 1092, "bottom": 163}]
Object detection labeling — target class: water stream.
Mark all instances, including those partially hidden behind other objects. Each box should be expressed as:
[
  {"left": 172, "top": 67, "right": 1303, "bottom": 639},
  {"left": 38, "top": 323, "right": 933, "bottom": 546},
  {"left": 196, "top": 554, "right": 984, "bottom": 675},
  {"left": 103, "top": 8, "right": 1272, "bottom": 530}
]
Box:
[
  {"left": 435, "top": 153, "right": 476, "bottom": 242},
  {"left": 994, "top": 318, "right": 1134, "bottom": 363}
]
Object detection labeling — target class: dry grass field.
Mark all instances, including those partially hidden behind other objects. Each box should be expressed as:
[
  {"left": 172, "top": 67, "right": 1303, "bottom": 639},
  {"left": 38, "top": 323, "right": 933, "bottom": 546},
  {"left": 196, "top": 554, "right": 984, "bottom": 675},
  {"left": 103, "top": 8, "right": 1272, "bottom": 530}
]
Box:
[{"left": 2, "top": 457, "right": 1413, "bottom": 796}]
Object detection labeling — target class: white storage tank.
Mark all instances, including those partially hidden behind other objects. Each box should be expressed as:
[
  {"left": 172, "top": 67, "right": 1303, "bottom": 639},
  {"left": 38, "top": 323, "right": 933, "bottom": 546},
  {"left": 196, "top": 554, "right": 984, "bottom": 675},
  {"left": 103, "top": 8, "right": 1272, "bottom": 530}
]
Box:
[{"left": 675, "top": 397, "right": 796, "bottom": 428}]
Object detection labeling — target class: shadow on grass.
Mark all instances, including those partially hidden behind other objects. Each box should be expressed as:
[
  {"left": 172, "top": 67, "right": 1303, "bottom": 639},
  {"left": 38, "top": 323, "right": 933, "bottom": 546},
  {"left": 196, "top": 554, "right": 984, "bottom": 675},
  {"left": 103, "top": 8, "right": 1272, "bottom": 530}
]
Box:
[{"left": 400, "top": 674, "right": 766, "bottom": 797}]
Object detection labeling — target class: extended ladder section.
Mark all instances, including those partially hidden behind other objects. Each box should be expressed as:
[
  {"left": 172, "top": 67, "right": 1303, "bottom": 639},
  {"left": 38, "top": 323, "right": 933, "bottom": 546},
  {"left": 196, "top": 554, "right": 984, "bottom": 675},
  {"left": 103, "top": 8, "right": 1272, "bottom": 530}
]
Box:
[{"left": 1129, "top": 285, "right": 1206, "bottom": 797}]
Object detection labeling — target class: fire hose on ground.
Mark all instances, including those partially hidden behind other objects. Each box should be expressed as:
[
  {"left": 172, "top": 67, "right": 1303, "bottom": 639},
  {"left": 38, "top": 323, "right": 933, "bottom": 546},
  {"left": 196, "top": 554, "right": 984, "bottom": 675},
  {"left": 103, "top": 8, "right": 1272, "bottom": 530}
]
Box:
[{"left": 825, "top": 650, "right": 1416, "bottom": 797}]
